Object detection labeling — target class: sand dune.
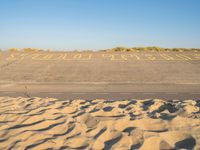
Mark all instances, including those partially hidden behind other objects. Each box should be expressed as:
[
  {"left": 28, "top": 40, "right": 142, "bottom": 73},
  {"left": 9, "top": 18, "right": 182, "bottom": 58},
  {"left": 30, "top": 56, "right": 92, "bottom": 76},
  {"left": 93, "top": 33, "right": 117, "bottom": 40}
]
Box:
[{"left": 0, "top": 97, "right": 200, "bottom": 150}]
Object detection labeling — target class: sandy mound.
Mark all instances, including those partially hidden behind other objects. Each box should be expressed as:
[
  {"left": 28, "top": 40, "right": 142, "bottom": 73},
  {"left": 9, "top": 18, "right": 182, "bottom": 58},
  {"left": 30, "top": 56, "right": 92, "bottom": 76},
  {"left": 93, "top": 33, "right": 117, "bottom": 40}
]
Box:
[{"left": 0, "top": 97, "right": 200, "bottom": 149}]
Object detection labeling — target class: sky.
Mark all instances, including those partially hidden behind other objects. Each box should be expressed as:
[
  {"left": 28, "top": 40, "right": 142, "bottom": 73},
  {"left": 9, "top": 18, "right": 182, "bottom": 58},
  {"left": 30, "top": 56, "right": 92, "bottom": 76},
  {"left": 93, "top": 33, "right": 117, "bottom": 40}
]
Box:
[{"left": 0, "top": 0, "right": 200, "bottom": 50}]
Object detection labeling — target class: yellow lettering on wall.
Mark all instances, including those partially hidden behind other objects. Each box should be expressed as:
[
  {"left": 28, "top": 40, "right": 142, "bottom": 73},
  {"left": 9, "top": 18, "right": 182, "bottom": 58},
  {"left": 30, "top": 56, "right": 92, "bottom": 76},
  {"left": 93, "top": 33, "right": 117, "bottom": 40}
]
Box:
[
  {"left": 102, "top": 54, "right": 128, "bottom": 60},
  {"left": 7, "top": 53, "right": 28, "bottom": 61},
  {"left": 145, "top": 54, "right": 156, "bottom": 60},
  {"left": 176, "top": 54, "right": 192, "bottom": 60},
  {"left": 159, "top": 54, "right": 174, "bottom": 60}
]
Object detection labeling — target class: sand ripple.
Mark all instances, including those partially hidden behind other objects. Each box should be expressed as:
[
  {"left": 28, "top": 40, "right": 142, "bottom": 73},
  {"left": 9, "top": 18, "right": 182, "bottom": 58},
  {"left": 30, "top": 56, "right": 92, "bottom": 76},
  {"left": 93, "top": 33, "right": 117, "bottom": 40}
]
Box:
[{"left": 0, "top": 97, "right": 200, "bottom": 149}]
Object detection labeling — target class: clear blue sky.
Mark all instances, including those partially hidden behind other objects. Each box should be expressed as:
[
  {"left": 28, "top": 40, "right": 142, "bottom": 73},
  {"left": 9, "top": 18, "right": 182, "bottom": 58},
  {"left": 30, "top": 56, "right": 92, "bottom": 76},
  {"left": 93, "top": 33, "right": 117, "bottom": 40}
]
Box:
[{"left": 0, "top": 0, "right": 200, "bottom": 50}]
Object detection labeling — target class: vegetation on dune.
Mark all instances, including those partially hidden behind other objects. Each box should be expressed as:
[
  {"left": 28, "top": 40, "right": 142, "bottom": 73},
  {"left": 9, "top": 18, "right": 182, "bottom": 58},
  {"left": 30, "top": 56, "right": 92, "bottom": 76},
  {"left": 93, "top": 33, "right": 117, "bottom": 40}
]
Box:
[
  {"left": 8, "top": 48, "right": 45, "bottom": 52},
  {"left": 104, "top": 46, "right": 200, "bottom": 52},
  {"left": 8, "top": 48, "right": 19, "bottom": 52},
  {"left": 3, "top": 46, "right": 200, "bottom": 52}
]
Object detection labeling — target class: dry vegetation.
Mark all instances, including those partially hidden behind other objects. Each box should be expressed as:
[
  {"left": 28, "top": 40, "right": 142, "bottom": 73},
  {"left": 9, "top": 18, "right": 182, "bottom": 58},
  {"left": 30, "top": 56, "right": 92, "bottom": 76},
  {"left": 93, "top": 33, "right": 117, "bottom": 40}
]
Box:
[
  {"left": 2, "top": 47, "right": 200, "bottom": 53},
  {"left": 102, "top": 46, "right": 200, "bottom": 52},
  {"left": 8, "top": 48, "right": 46, "bottom": 53}
]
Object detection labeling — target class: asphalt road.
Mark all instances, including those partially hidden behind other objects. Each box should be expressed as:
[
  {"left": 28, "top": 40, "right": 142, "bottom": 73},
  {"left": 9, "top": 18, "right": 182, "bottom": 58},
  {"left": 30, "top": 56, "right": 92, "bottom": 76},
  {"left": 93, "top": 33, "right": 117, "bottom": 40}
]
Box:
[{"left": 0, "top": 51, "right": 200, "bottom": 100}]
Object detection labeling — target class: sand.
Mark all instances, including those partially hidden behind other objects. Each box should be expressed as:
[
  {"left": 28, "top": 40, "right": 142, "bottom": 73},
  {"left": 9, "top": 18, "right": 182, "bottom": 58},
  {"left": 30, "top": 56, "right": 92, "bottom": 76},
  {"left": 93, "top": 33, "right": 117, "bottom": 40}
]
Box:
[{"left": 0, "top": 97, "right": 200, "bottom": 150}]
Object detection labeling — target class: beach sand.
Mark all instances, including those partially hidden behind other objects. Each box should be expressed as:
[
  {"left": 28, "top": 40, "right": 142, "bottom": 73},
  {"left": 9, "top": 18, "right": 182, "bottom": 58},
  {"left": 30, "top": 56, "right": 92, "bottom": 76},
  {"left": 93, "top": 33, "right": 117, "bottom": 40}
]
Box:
[{"left": 0, "top": 97, "right": 200, "bottom": 149}]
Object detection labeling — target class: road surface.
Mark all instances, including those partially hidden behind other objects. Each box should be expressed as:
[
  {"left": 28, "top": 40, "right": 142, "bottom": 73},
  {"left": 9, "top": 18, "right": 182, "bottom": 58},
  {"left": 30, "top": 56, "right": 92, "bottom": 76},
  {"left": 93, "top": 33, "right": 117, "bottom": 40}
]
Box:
[{"left": 0, "top": 51, "right": 200, "bottom": 100}]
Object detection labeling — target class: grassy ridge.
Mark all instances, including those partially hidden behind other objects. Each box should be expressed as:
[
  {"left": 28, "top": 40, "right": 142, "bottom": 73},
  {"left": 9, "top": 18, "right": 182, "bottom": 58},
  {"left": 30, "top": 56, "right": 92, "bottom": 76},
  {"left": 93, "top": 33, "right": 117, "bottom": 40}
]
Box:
[
  {"left": 102, "top": 46, "right": 200, "bottom": 52},
  {"left": 1, "top": 46, "right": 200, "bottom": 52}
]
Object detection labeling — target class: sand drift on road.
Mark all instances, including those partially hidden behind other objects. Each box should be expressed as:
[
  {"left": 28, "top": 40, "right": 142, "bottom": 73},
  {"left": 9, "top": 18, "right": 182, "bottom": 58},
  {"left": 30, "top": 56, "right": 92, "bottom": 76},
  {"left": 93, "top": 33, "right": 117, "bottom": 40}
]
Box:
[{"left": 0, "top": 97, "right": 200, "bottom": 149}]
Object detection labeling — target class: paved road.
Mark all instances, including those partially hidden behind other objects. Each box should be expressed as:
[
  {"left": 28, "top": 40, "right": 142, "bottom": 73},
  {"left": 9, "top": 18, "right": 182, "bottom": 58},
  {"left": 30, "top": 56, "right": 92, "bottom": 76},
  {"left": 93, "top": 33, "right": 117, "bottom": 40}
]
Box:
[{"left": 0, "top": 51, "right": 200, "bottom": 100}]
